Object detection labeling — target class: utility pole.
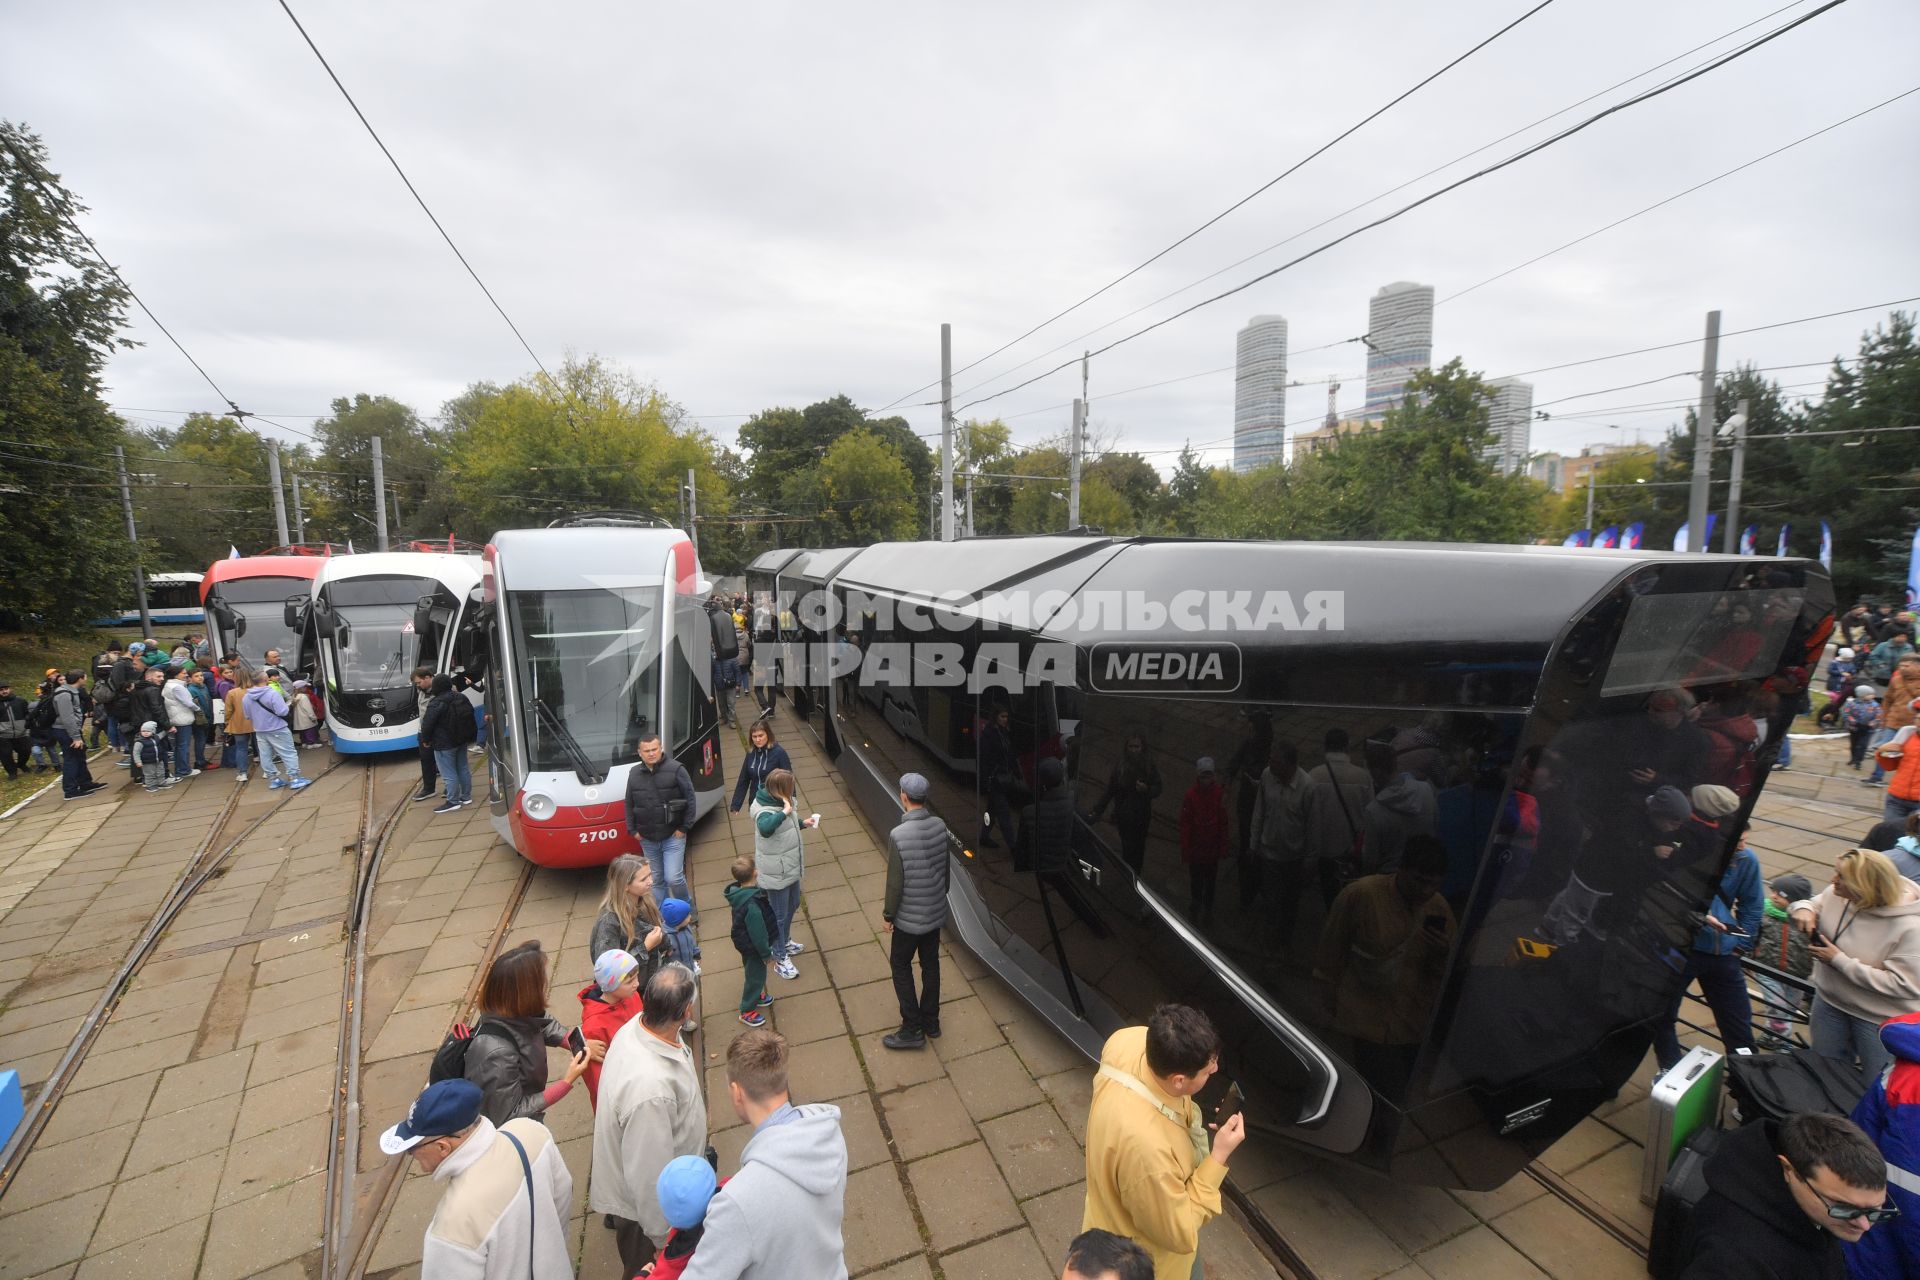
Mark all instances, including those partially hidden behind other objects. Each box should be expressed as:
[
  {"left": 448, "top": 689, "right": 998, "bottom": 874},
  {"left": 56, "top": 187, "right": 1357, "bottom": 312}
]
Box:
[
  {"left": 1685, "top": 310, "right": 1720, "bottom": 553},
  {"left": 114, "top": 446, "right": 154, "bottom": 637},
  {"left": 266, "top": 439, "right": 292, "bottom": 546},
  {"left": 291, "top": 474, "right": 306, "bottom": 544},
  {"left": 370, "top": 435, "right": 389, "bottom": 551},
  {"left": 1584, "top": 464, "right": 1596, "bottom": 532},
  {"left": 1722, "top": 397, "right": 1750, "bottom": 553},
  {"left": 1069, "top": 399, "right": 1084, "bottom": 530},
  {"left": 686, "top": 467, "right": 699, "bottom": 555},
  {"left": 929, "top": 485, "right": 938, "bottom": 540},
  {"left": 392, "top": 487, "right": 404, "bottom": 543},
  {"left": 940, "top": 324, "right": 955, "bottom": 541}
]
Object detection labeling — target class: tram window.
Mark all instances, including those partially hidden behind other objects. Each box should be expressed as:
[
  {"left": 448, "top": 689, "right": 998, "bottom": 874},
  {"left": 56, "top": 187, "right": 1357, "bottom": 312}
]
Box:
[
  {"left": 510, "top": 586, "right": 663, "bottom": 773},
  {"left": 1602, "top": 586, "right": 1803, "bottom": 695},
  {"left": 1073, "top": 695, "right": 1518, "bottom": 1103},
  {"left": 669, "top": 592, "right": 716, "bottom": 750}
]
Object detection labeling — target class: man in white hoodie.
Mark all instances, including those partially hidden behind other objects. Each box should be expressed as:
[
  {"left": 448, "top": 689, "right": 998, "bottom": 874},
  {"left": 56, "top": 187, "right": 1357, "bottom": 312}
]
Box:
[
  {"left": 685, "top": 1028, "right": 848, "bottom": 1280},
  {"left": 381, "top": 1077, "right": 575, "bottom": 1280}
]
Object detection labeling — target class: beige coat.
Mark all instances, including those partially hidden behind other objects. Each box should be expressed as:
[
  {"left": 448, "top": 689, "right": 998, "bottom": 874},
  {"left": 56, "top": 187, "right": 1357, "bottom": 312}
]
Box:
[{"left": 1792, "top": 879, "right": 1920, "bottom": 1024}]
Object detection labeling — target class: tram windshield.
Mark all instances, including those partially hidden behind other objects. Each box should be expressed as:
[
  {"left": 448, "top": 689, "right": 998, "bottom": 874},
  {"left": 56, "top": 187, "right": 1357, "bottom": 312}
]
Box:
[
  {"left": 326, "top": 576, "right": 430, "bottom": 691},
  {"left": 509, "top": 586, "right": 663, "bottom": 774},
  {"left": 209, "top": 575, "right": 310, "bottom": 668}
]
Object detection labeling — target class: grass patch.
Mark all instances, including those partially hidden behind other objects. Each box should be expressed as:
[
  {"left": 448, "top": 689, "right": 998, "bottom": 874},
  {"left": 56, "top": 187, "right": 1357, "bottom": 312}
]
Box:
[{"left": 0, "top": 626, "right": 138, "bottom": 813}]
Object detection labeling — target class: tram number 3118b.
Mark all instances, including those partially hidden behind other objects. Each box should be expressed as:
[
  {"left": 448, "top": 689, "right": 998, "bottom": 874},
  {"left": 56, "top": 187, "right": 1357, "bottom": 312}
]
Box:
[{"left": 578, "top": 827, "right": 623, "bottom": 845}]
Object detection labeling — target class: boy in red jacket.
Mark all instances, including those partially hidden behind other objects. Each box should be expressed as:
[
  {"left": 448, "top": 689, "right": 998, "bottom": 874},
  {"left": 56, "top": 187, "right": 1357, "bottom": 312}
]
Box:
[
  {"left": 639, "top": 1154, "right": 719, "bottom": 1278},
  {"left": 1180, "top": 757, "right": 1229, "bottom": 926},
  {"left": 578, "top": 948, "right": 642, "bottom": 1109}
]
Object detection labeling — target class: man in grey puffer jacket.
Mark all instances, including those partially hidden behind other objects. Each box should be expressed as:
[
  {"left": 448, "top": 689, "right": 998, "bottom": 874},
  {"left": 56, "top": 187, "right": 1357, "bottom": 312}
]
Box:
[
  {"left": 685, "top": 1028, "right": 846, "bottom": 1280},
  {"left": 881, "top": 773, "right": 949, "bottom": 1051}
]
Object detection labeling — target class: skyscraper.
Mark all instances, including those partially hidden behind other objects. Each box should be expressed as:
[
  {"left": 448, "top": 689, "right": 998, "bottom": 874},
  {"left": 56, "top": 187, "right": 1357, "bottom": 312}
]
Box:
[
  {"left": 1233, "top": 315, "right": 1288, "bottom": 472},
  {"left": 1363, "top": 281, "right": 1434, "bottom": 421},
  {"left": 1485, "top": 377, "right": 1534, "bottom": 474}
]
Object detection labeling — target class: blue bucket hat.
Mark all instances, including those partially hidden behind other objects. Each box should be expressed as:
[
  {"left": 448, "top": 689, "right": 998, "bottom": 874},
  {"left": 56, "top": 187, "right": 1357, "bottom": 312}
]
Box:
[{"left": 657, "top": 1154, "right": 718, "bottom": 1230}]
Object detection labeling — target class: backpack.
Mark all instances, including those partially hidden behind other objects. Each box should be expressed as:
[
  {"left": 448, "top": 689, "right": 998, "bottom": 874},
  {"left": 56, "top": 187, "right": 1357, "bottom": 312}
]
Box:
[
  {"left": 730, "top": 891, "right": 775, "bottom": 955},
  {"left": 1725, "top": 1046, "right": 1866, "bottom": 1125},
  {"left": 1843, "top": 698, "right": 1880, "bottom": 731},
  {"left": 26, "top": 695, "right": 59, "bottom": 735},
  {"left": 427, "top": 1017, "right": 514, "bottom": 1084},
  {"left": 447, "top": 697, "right": 477, "bottom": 746}
]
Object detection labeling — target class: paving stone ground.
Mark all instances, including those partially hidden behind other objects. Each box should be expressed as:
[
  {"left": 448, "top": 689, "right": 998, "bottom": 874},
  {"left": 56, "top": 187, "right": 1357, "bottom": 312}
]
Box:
[{"left": 0, "top": 707, "right": 1877, "bottom": 1280}]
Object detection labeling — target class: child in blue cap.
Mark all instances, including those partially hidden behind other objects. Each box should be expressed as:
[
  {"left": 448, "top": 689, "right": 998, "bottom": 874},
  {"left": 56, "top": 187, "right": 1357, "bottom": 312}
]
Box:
[{"left": 638, "top": 1154, "right": 719, "bottom": 1279}]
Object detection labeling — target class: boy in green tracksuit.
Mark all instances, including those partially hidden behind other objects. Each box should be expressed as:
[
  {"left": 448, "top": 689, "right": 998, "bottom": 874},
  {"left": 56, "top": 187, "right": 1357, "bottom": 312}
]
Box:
[
  {"left": 1755, "top": 871, "right": 1814, "bottom": 1047},
  {"left": 724, "top": 856, "right": 778, "bottom": 1027}
]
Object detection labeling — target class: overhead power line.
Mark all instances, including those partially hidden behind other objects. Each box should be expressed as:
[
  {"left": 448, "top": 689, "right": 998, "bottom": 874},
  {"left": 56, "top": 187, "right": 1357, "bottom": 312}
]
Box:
[
  {"left": 953, "top": 0, "right": 1854, "bottom": 417},
  {"left": 274, "top": 0, "right": 557, "bottom": 387},
  {"left": 874, "top": 0, "right": 1558, "bottom": 411}
]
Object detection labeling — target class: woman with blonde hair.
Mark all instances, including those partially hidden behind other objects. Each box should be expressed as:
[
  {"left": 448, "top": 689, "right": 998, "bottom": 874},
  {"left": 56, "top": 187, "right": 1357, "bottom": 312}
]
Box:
[
  {"left": 1791, "top": 846, "right": 1920, "bottom": 1078},
  {"left": 590, "top": 853, "right": 670, "bottom": 991}
]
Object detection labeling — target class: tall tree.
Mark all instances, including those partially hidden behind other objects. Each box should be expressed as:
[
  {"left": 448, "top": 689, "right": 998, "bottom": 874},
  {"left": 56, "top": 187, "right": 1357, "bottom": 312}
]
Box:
[
  {"left": 136, "top": 412, "right": 284, "bottom": 567},
  {"left": 780, "top": 427, "right": 918, "bottom": 544},
  {"left": 306, "top": 393, "right": 444, "bottom": 545},
  {"left": 0, "top": 121, "right": 138, "bottom": 630}
]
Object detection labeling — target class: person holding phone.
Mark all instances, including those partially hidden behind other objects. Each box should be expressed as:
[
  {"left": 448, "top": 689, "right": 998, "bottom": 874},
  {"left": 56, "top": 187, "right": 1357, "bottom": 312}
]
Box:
[
  {"left": 1651, "top": 820, "right": 1765, "bottom": 1071},
  {"left": 460, "top": 940, "right": 603, "bottom": 1127},
  {"left": 1790, "top": 847, "right": 1920, "bottom": 1080}
]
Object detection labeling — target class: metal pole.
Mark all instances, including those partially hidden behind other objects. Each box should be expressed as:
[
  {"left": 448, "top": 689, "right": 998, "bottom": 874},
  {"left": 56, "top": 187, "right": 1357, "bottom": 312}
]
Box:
[
  {"left": 940, "top": 324, "right": 955, "bottom": 542},
  {"left": 1069, "top": 399, "right": 1084, "bottom": 530},
  {"left": 1686, "top": 310, "right": 1720, "bottom": 553},
  {"left": 1584, "top": 464, "right": 1596, "bottom": 532},
  {"left": 291, "top": 474, "right": 306, "bottom": 544},
  {"left": 370, "top": 435, "right": 389, "bottom": 551},
  {"left": 1722, "top": 398, "right": 1750, "bottom": 554},
  {"left": 266, "top": 439, "right": 291, "bottom": 546},
  {"left": 115, "top": 446, "right": 154, "bottom": 637},
  {"left": 686, "top": 467, "right": 699, "bottom": 555},
  {"left": 392, "top": 487, "right": 404, "bottom": 542}
]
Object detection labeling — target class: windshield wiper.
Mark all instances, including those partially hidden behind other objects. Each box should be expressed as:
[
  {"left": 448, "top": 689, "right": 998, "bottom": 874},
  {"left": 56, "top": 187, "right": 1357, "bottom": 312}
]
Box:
[{"left": 532, "top": 697, "right": 605, "bottom": 786}]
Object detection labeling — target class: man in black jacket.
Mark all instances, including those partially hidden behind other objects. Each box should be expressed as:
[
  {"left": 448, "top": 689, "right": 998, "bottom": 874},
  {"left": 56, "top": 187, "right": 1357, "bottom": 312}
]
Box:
[
  {"left": 1680, "top": 1112, "right": 1890, "bottom": 1279},
  {"left": 0, "top": 681, "right": 32, "bottom": 780},
  {"left": 130, "top": 667, "right": 170, "bottom": 780},
  {"left": 626, "top": 733, "right": 696, "bottom": 909}
]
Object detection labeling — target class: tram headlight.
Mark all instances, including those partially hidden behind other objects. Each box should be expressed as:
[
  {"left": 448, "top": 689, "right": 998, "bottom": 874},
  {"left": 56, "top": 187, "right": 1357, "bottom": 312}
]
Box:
[{"left": 523, "top": 791, "right": 557, "bottom": 822}]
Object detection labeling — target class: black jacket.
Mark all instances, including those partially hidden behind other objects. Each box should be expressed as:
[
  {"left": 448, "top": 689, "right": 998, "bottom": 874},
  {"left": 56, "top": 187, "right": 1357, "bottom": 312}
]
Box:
[
  {"left": 1680, "top": 1119, "right": 1848, "bottom": 1280},
  {"left": 460, "top": 1012, "right": 567, "bottom": 1127},
  {"left": 625, "top": 758, "right": 696, "bottom": 843},
  {"left": 0, "top": 694, "right": 28, "bottom": 740},
  {"left": 419, "top": 690, "right": 468, "bottom": 750},
  {"left": 709, "top": 606, "right": 739, "bottom": 660},
  {"left": 730, "top": 743, "right": 793, "bottom": 810},
  {"left": 131, "top": 683, "right": 168, "bottom": 733}
]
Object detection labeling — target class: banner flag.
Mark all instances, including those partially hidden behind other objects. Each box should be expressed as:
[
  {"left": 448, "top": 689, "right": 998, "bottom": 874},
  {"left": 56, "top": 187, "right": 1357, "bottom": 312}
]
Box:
[
  {"left": 1777, "top": 524, "right": 1791, "bottom": 557},
  {"left": 1907, "top": 525, "right": 1919, "bottom": 607},
  {"left": 1819, "top": 521, "right": 1832, "bottom": 570},
  {"left": 228, "top": 546, "right": 241, "bottom": 559},
  {"left": 1596, "top": 525, "right": 1620, "bottom": 549},
  {"left": 1622, "top": 522, "right": 1644, "bottom": 550},
  {"left": 1739, "top": 524, "right": 1757, "bottom": 555},
  {"left": 1563, "top": 529, "right": 1592, "bottom": 548},
  {"left": 1704, "top": 513, "right": 1718, "bottom": 549},
  {"left": 1672, "top": 522, "right": 1688, "bottom": 552}
]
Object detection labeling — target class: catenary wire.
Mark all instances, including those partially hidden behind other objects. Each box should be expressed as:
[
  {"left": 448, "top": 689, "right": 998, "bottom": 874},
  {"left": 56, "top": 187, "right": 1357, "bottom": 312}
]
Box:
[{"left": 872, "top": 0, "right": 1559, "bottom": 411}]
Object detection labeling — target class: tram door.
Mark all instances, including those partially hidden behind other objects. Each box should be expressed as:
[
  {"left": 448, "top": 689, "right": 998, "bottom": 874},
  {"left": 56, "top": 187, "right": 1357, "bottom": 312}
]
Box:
[
  {"left": 480, "top": 603, "right": 515, "bottom": 817},
  {"left": 668, "top": 588, "right": 723, "bottom": 806}
]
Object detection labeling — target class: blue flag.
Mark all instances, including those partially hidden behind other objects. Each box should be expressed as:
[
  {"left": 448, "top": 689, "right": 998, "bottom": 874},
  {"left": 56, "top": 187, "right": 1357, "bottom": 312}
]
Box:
[
  {"left": 1739, "top": 524, "right": 1757, "bottom": 555},
  {"left": 1563, "top": 529, "right": 1592, "bottom": 548},
  {"left": 1819, "top": 521, "right": 1832, "bottom": 570},
  {"left": 1672, "top": 522, "right": 1688, "bottom": 552},
  {"left": 1597, "top": 525, "right": 1620, "bottom": 549},
  {"left": 1907, "top": 525, "right": 1920, "bottom": 607},
  {"left": 1777, "top": 524, "right": 1791, "bottom": 557},
  {"left": 1623, "top": 522, "right": 1644, "bottom": 550},
  {"left": 1703, "top": 513, "right": 1718, "bottom": 550}
]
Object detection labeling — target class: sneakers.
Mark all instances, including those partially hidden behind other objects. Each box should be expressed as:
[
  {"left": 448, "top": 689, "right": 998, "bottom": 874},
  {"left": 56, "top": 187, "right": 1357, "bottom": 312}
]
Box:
[
  {"left": 783, "top": 940, "right": 805, "bottom": 956},
  {"left": 433, "top": 801, "right": 461, "bottom": 814},
  {"left": 739, "top": 1010, "right": 767, "bottom": 1027},
  {"left": 268, "top": 778, "right": 286, "bottom": 790},
  {"left": 185, "top": 769, "right": 202, "bottom": 777},
  {"left": 926, "top": 1021, "right": 942, "bottom": 1040},
  {"left": 411, "top": 789, "right": 437, "bottom": 803},
  {"left": 756, "top": 990, "right": 774, "bottom": 1008},
  {"left": 288, "top": 778, "right": 311, "bottom": 791},
  {"left": 773, "top": 958, "right": 799, "bottom": 980},
  {"left": 882, "top": 1027, "right": 927, "bottom": 1051},
  {"left": 235, "top": 772, "right": 248, "bottom": 782}
]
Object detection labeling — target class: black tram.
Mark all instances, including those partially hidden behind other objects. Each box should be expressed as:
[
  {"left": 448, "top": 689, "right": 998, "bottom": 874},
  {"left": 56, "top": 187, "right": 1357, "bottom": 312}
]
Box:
[{"left": 747, "top": 537, "right": 1832, "bottom": 1188}]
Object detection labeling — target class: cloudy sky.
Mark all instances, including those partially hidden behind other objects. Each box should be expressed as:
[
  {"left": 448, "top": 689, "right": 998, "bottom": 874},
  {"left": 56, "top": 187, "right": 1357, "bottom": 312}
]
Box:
[{"left": 9, "top": 0, "right": 1918, "bottom": 476}]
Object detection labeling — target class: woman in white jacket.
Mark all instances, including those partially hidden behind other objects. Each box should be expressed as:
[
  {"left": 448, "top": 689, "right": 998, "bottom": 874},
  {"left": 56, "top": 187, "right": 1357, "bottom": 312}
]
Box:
[
  {"left": 162, "top": 671, "right": 200, "bottom": 780},
  {"left": 1790, "top": 846, "right": 1920, "bottom": 1079}
]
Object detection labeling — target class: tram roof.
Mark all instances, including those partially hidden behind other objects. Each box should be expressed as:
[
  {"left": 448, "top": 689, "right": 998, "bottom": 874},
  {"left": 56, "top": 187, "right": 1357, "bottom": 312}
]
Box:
[
  {"left": 202, "top": 555, "right": 325, "bottom": 587},
  {"left": 314, "top": 550, "right": 484, "bottom": 590},
  {"left": 806, "top": 536, "right": 1822, "bottom": 650},
  {"left": 488, "top": 526, "right": 693, "bottom": 590},
  {"left": 746, "top": 548, "right": 805, "bottom": 575}
]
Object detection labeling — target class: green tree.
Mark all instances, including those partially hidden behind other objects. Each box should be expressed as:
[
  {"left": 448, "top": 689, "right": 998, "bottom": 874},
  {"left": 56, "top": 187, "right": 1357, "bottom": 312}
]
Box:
[
  {"left": 136, "top": 412, "right": 285, "bottom": 567},
  {"left": 780, "top": 428, "right": 918, "bottom": 544},
  {"left": 306, "top": 393, "right": 445, "bottom": 545},
  {"left": 0, "top": 121, "right": 138, "bottom": 630},
  {"left": 737, "top": 395, "right": 933, "bottom": 510}
]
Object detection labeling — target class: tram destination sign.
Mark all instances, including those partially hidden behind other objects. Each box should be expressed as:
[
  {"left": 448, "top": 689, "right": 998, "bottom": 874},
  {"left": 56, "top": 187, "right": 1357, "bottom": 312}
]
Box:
[{"left": 1089, "top": 642, "right": 1241, "bottom": 694}]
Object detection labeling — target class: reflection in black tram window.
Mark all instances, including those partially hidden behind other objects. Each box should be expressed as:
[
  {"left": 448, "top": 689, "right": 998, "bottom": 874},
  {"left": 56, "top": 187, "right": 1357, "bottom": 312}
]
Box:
[{"left": 1072, "top": 695, "right": 1518, "bottom": 1104}]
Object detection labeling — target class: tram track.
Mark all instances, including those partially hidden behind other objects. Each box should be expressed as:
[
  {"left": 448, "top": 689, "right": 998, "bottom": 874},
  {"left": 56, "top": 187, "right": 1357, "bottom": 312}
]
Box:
[
  {"left": 0, "top": 758, "right": 348, "bottom": 1204},
  {"left": 332, "top": 833, "right": 538, "bottom": 1280}
]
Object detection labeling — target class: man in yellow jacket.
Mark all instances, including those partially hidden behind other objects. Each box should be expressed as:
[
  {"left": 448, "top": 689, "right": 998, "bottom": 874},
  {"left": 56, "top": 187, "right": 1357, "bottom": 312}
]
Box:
[{"left": 1082, "top": 1004, "right": 1245, "bottom": 1280}]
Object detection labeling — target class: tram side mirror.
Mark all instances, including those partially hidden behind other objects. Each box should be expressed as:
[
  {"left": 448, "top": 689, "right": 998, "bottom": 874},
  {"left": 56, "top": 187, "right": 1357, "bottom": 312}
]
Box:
[
  {"left": 233, "top": 614, "right": 248, "bottom": 638},
  {"left": 413, "top": 594, "right": 436, "bottom": 638},
  {"left": 283, "top": 595, "right": 307, "bottom": 630},
  {"left": 334, "top": 622, "right": 352, "bottom": 648}
]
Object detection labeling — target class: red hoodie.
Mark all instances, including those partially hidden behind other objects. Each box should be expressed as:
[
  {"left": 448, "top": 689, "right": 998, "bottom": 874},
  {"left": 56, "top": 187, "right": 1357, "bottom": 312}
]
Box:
[{"left": 577, "top": 982, "right": 642, "bottom": 1108}]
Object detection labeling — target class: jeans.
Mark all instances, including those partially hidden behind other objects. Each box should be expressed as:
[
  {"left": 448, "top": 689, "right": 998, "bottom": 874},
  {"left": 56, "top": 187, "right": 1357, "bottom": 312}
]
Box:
[
  {"left": 764, "top": 883, "right": 800, "bottom": 953},
  {"left": 224, "top": 731, "right": 253, "bottom": 771},
  {"left": 193, "top": 724, "right": 211, "bottom": 768},
  {"left": 1810, "top": 992, "right": 1893, "bottom": 1079},
  {"left": 643, "top": 833, "right": 690, "bottom": 909},
  {"left": 172, "top": 725, "right": 195, "bottom": 777},
  {"left": 417, "top": 742, "right": 439, "bottom": 795},
  {"left": 1653, "top": 949, "right": 1756, "bottom": 1069},
  {"left": 1777, "top": 734, "right": 1792, "bottom": 767},
  {"left": 106, "top": 718, "right": 123, "bottom": 751},
  {"left": 434, "top": 747, "right": 472, "bottom": 804},
  {"left": 0, "top": 737, "right": 29, "bottom": 779},
  {"left": 256, "top": 727, "right": 301, "bottom": 782},
  {"left": 59, "top": 738, "right": 94, "bottom": 796},
  {"left": 1886, "top": 795, "right": 1920, "bottom": 826},
  {"left": 890, "top": 927, "right": 941, "bottom": 1033}
]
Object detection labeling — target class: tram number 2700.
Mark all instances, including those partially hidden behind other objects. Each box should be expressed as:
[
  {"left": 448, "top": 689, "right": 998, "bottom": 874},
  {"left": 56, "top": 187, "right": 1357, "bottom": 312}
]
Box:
[{"left": 578, "top": 827, "right": 624, "bottom": 845}]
